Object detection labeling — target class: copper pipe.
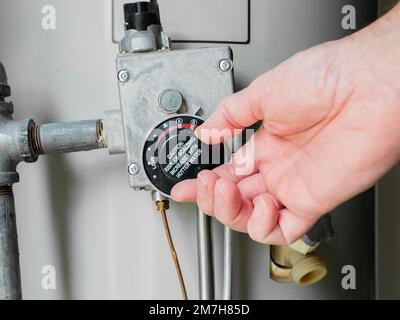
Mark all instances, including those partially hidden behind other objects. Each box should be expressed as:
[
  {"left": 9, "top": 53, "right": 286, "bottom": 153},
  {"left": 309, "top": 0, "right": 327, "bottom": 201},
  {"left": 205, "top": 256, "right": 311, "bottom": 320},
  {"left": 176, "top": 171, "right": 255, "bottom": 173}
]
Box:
[{"left": 156, "top": 200, "right": 188, "bottom": 300}]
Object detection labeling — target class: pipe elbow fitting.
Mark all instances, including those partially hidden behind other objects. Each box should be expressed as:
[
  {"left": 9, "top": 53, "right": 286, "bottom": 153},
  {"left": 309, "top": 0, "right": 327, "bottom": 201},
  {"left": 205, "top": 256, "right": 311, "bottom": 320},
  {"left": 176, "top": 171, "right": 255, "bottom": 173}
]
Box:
[
  {"left": 270, "top": 242, "right": 327, "bottom": 286},
  {"left": 290, "top": 254, "right": 327, "bottom": 286}
]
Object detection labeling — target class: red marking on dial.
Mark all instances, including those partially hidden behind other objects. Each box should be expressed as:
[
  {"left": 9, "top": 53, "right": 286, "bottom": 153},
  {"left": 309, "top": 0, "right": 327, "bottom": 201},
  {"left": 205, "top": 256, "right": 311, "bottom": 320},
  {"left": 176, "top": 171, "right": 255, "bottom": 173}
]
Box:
[{"left": 155, "top": 123, "right": 198, "bottom": 147}]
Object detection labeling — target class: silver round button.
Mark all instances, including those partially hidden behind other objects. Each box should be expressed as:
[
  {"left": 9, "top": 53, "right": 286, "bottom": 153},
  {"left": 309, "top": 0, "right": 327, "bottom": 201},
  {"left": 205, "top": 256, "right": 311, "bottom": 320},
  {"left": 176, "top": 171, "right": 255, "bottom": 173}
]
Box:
[{"left": 158, "top": 89, "right": 183, "bottom": 114}]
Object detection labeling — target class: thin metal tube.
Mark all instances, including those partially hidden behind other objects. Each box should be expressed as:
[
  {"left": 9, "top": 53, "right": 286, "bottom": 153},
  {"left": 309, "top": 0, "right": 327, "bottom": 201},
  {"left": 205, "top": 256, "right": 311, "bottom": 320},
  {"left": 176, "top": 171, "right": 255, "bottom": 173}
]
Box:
[
  {"left": 0, "top": 186, "right": 22, "bottom": 300},
  {"left": 196, "top": 207, "right": 214, "bottom": 300},
  {"left": 159, "top": 208, "right": 188, "bottom": 300},
  {"left": 222, "top": 226, "right": 233, "bottom": 300}
]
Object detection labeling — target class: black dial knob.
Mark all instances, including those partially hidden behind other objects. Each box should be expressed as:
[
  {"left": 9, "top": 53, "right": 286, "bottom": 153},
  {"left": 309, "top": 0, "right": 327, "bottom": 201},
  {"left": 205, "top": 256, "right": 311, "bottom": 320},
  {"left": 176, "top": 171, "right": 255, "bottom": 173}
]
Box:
[{"left": 143, "top": 116, "right": 225, "bottom": 196}]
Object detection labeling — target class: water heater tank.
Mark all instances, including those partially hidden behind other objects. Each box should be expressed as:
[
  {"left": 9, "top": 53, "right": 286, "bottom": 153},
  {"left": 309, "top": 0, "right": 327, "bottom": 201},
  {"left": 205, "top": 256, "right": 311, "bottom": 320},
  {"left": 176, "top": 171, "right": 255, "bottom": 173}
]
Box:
[{"left": 0, "top": 0, "right": 378, "bottom": 299}]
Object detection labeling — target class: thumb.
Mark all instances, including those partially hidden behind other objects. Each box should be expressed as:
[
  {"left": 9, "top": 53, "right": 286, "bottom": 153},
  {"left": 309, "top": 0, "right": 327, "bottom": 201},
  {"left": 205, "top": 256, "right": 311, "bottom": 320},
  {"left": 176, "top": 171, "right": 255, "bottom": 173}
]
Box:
[{"left": 196, "top": 83, "right": 264, "bottom": 144}]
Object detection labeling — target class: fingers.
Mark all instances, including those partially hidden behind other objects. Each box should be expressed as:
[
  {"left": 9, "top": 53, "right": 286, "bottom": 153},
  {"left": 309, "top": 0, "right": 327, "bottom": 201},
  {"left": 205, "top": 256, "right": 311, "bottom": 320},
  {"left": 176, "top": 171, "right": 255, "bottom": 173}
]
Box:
[
  {"left": 171, "top": 127, "right": 262, "bottom": 203},
  {"left": 172, "top": 126, "right": 278, "bottom": 204},
  {"left": 196, "top": 85, "right": 264, "bottom": 144},
  {"left": 213, "top": 131, "right": 261, "bottom": 181},
  {"left": 238, "top": 175, "right": 285, "bottom": 208},
  {"left": 213, "top": 178, "right": 253, "bottom": 232},
  {"left": 247, "top": 194, "right": 279, "bottom": 242},
  {"left": 172, "top": 174, "right": 253, "bottom": 232},
  {"left": 237, "top": 174, "right": 268, "bottom": 200},
  {"left": 171, "top": 179, "right": 197, "bottom": 202},
  {"left": 172, "top": 177, "right": 316, "bottom": 244},
  {"left": 170, "top": 167, "right": 238, "bottom": 206},
  {"left": 247, "top": 193, "right": 316, "bottom": 245},
  {"left": 172, "top": 134, "right": 259, "bottom": 201},
  {"left": 196, "top": 170, "right": 220, "bottom": 215}
]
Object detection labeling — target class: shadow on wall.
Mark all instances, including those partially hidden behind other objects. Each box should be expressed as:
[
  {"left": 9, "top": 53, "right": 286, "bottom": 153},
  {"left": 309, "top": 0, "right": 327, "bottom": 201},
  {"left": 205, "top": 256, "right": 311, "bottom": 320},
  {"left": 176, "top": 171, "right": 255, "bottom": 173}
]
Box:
[
  {"left": 378, "top": 0, "right": 400, "bottom": 300},
  {"left": 378, "top": 164, "right": 400, "bottom": 299},
  {"left": 379, "top": 0, "right": 399, "bottom": 14},
  {"left": 45, "top": 154, "right": 74, "bottom": 299}
]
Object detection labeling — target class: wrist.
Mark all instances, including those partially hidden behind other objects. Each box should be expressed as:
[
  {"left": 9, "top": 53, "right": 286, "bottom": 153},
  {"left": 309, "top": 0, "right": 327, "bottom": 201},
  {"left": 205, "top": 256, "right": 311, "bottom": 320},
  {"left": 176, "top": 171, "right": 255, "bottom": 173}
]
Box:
[
  {"left": 340, "top": 4, "right": 400, "bottom": 89},
  {"left": 374, "top": 3, "right": 400, "bottom": 38}
]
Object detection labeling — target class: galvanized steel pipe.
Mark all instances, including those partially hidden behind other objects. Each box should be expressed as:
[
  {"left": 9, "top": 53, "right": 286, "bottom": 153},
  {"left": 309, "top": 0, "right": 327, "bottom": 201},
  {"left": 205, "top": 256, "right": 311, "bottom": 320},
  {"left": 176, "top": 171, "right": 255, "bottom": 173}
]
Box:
[
  {"left": 196, "top": 206, "right": 215, "bottom": 300},
  {"left": 0, "top": 186, "right": 22, "bottom": 300},
  {"left": 222, "top": 226, "right": 233, "bottom": 300},
  {"left": 33, "top": 120, "right": 104, "bottom": 155}
]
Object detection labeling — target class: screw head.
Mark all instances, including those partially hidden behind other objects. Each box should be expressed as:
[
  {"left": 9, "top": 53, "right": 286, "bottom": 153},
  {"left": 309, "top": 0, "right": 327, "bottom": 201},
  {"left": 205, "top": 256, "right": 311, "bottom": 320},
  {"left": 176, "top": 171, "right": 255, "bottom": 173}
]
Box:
[
  {"left": 118, "top": 69, "right": 130, "bottom": 82},
  {"left": 128, "top": 163, "right": 140, "bottom": 176},
  {"left": 219, "top": 59, "right": 233, "bottom": 72}
]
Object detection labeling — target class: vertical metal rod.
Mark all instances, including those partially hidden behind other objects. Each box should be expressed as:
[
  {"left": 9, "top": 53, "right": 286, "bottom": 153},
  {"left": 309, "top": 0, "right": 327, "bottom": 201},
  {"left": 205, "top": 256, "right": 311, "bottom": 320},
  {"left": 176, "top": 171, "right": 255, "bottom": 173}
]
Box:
[
  {"left": 196, "top": 206, "right": 214, "bottom": 300},
  {"left": 222, "top": 226, "right": 233, "bottom": 300},
  {"left": 0, "top": 186, "right": 22, "bottom": 300}
]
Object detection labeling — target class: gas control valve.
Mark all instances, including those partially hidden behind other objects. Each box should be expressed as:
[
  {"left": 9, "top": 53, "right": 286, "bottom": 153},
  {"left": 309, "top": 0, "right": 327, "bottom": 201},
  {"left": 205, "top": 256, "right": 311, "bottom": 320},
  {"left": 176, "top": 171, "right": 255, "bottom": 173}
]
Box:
[{"left": 143, "top": 116, "right": 224, "bottom": 196}]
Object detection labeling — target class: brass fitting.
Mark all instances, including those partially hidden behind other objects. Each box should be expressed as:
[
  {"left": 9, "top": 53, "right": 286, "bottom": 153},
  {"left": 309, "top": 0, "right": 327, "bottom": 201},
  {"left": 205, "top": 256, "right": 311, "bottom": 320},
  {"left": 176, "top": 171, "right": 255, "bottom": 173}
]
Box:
[
  {"left": 154, "top": 197, "right": 187, "bottom": 300},
  {"left": 270, "top": 240, "right": 327, "bottom": 286},
  {"left": 155, "top": 199, "right": 170, "bottom": 212}
]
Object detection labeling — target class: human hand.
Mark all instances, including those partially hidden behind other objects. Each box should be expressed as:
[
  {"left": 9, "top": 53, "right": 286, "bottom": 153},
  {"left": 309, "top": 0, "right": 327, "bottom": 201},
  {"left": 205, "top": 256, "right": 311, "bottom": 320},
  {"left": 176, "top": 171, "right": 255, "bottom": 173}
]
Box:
[{"left": 171, "top": 7, "right": 400, "bottom": 245}]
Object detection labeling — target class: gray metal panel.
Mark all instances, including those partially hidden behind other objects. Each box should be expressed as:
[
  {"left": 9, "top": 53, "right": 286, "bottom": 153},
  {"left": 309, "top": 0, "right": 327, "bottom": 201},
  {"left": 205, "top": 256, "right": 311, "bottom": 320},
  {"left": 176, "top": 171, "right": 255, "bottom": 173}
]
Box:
[{"left": 116, "top": 47, "right": 234, "bottom": 190}]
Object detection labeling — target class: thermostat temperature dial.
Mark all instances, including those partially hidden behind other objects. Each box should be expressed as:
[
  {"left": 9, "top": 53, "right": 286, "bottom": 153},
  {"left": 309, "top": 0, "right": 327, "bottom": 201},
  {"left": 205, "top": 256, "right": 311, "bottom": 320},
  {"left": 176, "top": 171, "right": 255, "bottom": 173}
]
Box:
[{"left": 143, "top": 116, "right": 225, "bottom": 197}]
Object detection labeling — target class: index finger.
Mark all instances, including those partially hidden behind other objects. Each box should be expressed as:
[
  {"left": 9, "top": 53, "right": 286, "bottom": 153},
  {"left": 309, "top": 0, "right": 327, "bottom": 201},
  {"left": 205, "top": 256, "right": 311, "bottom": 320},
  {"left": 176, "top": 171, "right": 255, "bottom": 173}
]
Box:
[{"left": 195, "top": 84, "right": 264, "bottom": 144}]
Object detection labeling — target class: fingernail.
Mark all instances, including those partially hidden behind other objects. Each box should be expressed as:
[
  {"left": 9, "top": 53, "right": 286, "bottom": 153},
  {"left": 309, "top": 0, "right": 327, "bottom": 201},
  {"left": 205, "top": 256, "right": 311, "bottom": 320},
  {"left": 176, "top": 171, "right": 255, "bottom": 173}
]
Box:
[
  {"left": 194, "top": 126, "right": 202, "bottom": 139},
  {"left": 264, "top": 194, "right": 280, "bottom": 209},
  {"left": 252, "top": 197, "right": 267, "bottom": 220},
  {"left": 215, "top": 180, "right": 225, "bottom": 207},
  {"left": 198, "top": 172, "right": 208, "bottom": 196}
]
